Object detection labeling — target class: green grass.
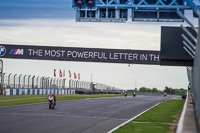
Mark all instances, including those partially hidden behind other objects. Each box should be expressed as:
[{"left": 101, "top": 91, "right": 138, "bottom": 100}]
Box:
[
  {"left": 133, "top": 99, "right": 185, "bottom": 123},
  {"left": 0, "top": 94, "right": 123, "bottom": 107},
  {"left": 114, "top": 123, "right": 171, "bottom": 133},
  {"left": 114, "top": 99, "right": 185, "bottom": 133}
]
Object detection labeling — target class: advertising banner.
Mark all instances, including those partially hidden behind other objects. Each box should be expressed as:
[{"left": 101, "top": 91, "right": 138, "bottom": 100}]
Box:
[{"left": 0, "top": 44, "right": 160, "bottom": 65}]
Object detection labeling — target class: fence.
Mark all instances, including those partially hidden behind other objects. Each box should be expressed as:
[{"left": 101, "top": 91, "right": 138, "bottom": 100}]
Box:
[
  {"left": 0, "top": 73, "right": 123, "bottom": 95},
  {"left": 69, "top": 79, "right": 123, "bottom": 94},
  {"left": 2, "top": 74, "right": 67, "bottom": 90}
]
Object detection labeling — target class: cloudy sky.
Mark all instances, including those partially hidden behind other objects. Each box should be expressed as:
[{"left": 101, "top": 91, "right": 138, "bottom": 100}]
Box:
[{"left": 0, "top": 0, "right": 198, "bottom": 90}]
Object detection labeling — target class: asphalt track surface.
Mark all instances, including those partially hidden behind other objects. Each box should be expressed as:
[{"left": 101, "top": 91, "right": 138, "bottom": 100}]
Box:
[{"left": 0, "top": 95, "right": 174, "bottom": 133}]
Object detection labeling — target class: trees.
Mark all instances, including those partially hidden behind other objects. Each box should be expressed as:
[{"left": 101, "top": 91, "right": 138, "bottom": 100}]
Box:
[
  {"left": 162, "top": 86, "right": 186, "bottom": 95},
  {"left": 138, "top": 86, "right": 186, "bottom": 95},
  {"left": 139, "top": 87, "right": 160, "bottom": 93},
  {"left": 139, "top": 87, "right": 148, "bottom": 92},
  {"left": 152, "top": 88, "right": 158, "bottom": 92},
  {"left": 174, "top": 88, "right": 186, "bottom": 95}
]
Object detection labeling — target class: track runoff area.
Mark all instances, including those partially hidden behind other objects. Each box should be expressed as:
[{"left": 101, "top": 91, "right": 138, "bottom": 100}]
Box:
[{"left": 0, "top": 95, "right": 174, "bottom": 133}]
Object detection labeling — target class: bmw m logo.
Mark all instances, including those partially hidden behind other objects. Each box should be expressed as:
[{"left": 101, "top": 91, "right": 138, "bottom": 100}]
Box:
[
  {"left": 0, "top": 46, "right": 6, "bottom": 56},
  {"left": 9, "top": 49, "right": 24, "bottom": 55}
]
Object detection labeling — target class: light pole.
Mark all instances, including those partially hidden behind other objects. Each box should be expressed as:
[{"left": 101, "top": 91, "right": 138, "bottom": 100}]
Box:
[
  {"left": 63, "top": 78, "right": 66, "bottom": 89},
  {"left": 18, "top": 74, "right": 22, "bottom": 88},
  {"left": 36, "top": 76, "right": 39, "bottom": 89},
  {"left": 27, "top": 75, "right": 31, "bottom": 89},
  {"left": 8, "top": 73, "right": 12, "bottom": 88},
  {"left": 50, "top": 78, "right": 53, "bottom": 89},
  {"left": 40, "top": 77, "right": 44, "bottom": 88},
  {"left": 46, "top": 77, "right": 50, "bottom": 89},
  {"left": 76, "top": 80, "right": 79, "bottom": 90},
  {"left": 23, "top": 75, "right": 27, "bottom": 88},
  {"left": 13, "top": 74, "right": 17, "bottom": 88},
  {"left": 56, "top": 79, "right": 59, "bottom": 89},
  {"left": 59, "top": 79, "right": 62, "bottom": 89},
  {"left": 69, "top": 79, "right": 72, "bottom": 89},
  {"left": 32, "top": 75, "right": 35, "bottom": 89}
]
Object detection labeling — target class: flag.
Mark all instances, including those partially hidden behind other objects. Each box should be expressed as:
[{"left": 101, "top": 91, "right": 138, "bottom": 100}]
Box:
[
  {"left": 59, "top": 69, "right": 62, "bottom": 77},
  {"left": 74, "top": 72, "right": 77, "bottom": 79},
  {"left": 54, "top": 68, "right": 56, "bottom": 77},
  {"left": 78, "top": 73, "right": 80, "bottom": 80},
  {"left": 63, "top": 69, "right": 65, "bottom": 77},
  {"left": 69, "top": 70, "right": 71, "bottom": 78}
]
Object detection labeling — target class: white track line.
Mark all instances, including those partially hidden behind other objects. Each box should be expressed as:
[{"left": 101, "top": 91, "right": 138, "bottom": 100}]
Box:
[
  {"left": 107, "top": 103, "right": 161, "bottom": 133},
  {"left": 176, "top": 91, "right": 188, "bottom": 133}
]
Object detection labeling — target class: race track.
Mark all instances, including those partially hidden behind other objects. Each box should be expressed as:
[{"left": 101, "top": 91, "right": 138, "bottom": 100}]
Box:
[{"left": 0, "top": 95, "right": 174, "bottom": 133}]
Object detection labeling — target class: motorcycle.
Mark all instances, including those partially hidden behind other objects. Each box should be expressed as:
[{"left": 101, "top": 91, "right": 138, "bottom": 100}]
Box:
[
  {"left": 163, "top": 93, "right": 167, "bottom": 97},
  {"left": 48, "top": 95, "right": 55, "bottom": 109},
  {"left": 133, "top": 92, "right": 136, "bottom": 97},
  {"left": 124, "top": 93, "right": 127, "bottom": 97}
]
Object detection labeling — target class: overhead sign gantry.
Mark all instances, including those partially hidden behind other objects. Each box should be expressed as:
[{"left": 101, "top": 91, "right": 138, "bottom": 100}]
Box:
[{"left": 72, "top": 0, "right": 190, "bottom": 23}]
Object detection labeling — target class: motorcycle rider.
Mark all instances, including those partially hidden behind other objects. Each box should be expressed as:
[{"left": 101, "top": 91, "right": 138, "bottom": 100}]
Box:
[
  {"left": 124, "top": 91, "right": 127, "bottom": 97},
  {"left": 163, "top": 92, "right": 167, "bottom": 97},
  {"left": 52, "top": 93, "right": 56, "bottom": 106},
  {"left": 133, "top": 90, "right": 136, "bottom": 97}
]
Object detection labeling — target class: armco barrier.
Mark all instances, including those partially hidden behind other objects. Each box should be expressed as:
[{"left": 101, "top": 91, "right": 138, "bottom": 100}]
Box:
[{"left": 5, "top": 88, "right": 75, "bottom": 95}]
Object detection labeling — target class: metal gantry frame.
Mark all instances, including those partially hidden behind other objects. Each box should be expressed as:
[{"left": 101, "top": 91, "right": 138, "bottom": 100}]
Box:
[
  {"left": 95, "top": 0, "right": 187, "bottom": 8},
  {"left": 177, "top": 0, "right": 199, "bottom": 82},
  {"left": 73, "top": 0, "right": 193, "bottom": 22},
  {"left": 74, "top": 0, "right": 190, "bottom": 10}
]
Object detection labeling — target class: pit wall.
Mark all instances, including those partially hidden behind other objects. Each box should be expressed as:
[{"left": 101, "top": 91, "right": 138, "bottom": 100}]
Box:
[{"left": 4, "top": 88, "right": 75, "bottom": 95}]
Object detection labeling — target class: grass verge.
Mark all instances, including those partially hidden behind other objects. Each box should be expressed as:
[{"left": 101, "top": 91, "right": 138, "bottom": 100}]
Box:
[
  {"left": 113, "top": 99, "right": 185, "bottom": 133},
  {"left": 0, "top": 94, "right": 123, "bottom": 107},
  {"left": 114, "top": 123, "right": 171, "bottom": 133}
]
